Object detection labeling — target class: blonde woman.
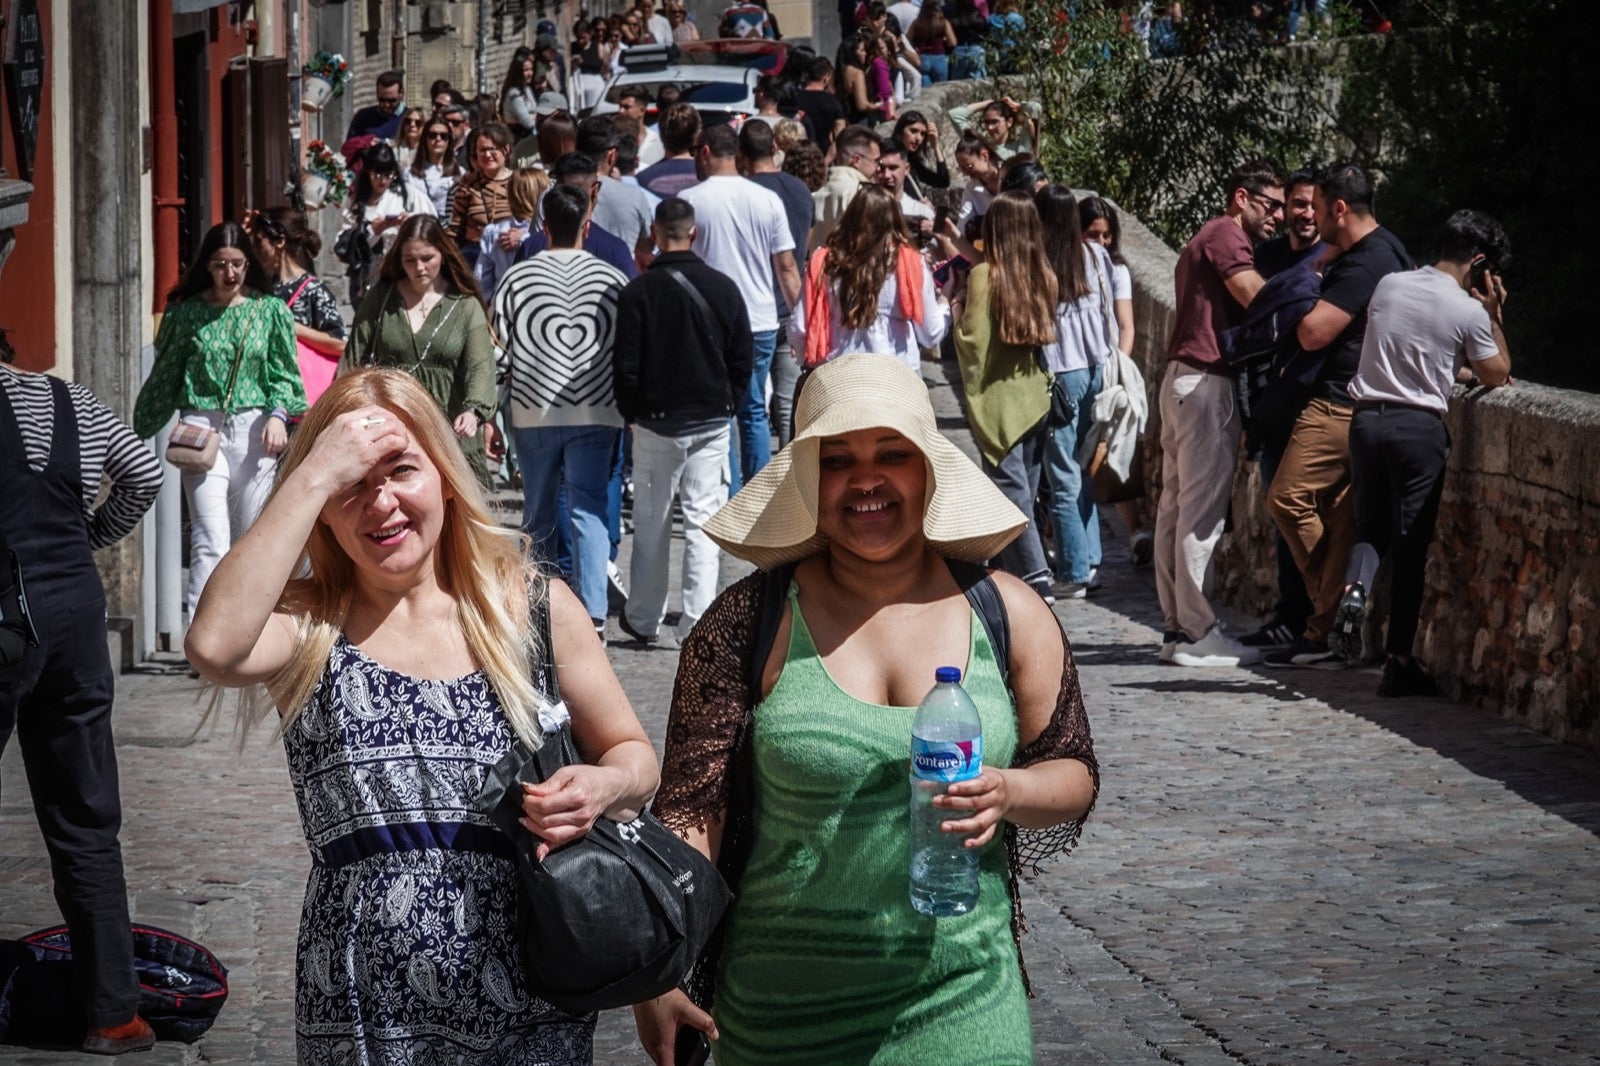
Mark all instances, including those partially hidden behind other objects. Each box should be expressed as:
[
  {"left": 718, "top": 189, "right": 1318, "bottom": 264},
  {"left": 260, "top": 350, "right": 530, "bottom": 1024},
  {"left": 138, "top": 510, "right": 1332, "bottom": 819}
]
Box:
[
  {"left": 953, "top": 189, "right": 1059, "bottom": 599},
  {"left": 476, "top": 167, "right": 550, "bottom": 296},
  {"left": 184, "top": 369, "right": 658, "bottom": 1064}
]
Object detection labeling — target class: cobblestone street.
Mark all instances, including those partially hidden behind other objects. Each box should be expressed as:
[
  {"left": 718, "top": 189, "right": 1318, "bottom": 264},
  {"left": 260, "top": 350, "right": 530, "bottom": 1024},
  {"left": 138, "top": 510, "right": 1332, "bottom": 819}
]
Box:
[{"left": 3, "top": 362, "right": 1597, "bottom": 1064}]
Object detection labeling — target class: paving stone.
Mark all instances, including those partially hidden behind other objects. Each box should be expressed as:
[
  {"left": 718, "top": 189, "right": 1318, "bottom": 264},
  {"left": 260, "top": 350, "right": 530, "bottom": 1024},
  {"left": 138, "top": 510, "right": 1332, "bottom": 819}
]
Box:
[{"left": 3, "top": 357, "right": 1597, "bottom": 1063}]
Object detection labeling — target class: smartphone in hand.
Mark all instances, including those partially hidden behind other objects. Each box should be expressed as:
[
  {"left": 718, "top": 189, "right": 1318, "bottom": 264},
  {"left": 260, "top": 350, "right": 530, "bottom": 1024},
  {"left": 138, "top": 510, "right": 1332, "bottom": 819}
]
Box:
[{"left": 674, "top": 1026, "right": 711, "bottom": 1066}]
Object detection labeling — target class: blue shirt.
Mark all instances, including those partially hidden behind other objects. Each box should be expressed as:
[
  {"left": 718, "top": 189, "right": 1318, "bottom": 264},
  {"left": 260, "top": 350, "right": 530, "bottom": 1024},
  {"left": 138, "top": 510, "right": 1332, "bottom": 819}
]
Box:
[{"left": 517, "top": 223, "right": 639, "bottom": 279}]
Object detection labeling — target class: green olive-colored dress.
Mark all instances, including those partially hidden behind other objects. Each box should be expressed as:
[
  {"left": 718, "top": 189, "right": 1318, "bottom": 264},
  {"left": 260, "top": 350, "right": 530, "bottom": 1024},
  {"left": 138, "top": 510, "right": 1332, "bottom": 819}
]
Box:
[
  {"left": 712, "top": 583, "right": 1033, "bottom": 1065},
  {"left": 345, "top": 282, "right": 498, "bottom": 487}
]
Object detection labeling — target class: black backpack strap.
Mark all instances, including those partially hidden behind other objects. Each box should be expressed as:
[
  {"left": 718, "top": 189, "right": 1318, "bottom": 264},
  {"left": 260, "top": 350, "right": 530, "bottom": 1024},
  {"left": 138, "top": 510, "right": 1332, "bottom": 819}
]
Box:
[
  {"left": 529, "top": 585, "right": 559, "bottom": 703},
  {"left": 745, "top": 562, "right": 797, "bottom": 703},
  {"left": 946, "top": 558, "right": 1013, "bottom": 701}
]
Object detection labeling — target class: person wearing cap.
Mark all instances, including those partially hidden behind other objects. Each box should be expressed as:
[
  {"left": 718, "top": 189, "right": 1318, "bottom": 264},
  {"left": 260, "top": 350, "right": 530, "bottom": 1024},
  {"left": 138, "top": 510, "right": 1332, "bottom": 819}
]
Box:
[{"left": 632, "top": 354, "right": 1100, "bottom": 1065}]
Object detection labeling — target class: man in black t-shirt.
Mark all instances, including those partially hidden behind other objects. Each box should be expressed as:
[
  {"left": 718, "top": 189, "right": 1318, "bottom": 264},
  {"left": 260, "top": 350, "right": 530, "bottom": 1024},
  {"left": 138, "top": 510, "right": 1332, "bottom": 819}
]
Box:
[
  {"left": 1264, "top": 162, "right": 1411, "bottom": 669},
  {"left": 794, "top": 57, "right": 846, "bottom": 153}
]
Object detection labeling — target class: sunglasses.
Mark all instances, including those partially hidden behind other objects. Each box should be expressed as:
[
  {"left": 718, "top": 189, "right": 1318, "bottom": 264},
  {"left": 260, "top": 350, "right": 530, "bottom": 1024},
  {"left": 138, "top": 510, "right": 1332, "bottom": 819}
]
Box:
[{"left": 426, "top": 131, "right": 450, "bottom": 140}]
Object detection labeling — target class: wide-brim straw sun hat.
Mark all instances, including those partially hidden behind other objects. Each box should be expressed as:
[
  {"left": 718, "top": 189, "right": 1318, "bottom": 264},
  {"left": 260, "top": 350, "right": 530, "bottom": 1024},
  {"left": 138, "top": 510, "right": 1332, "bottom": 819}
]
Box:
[{"left": 705, "top": 354, "right": 1027, "bottom": 570}]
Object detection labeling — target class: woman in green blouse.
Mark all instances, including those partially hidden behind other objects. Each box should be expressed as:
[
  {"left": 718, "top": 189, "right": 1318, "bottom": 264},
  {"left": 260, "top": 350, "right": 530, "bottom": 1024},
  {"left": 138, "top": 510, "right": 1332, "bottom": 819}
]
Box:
[
  {"left": 344, "top": 215, "right": 499, "bottom": 488},
  {"left": 134, "top": 221, "right": 306, "bottom": 614}
]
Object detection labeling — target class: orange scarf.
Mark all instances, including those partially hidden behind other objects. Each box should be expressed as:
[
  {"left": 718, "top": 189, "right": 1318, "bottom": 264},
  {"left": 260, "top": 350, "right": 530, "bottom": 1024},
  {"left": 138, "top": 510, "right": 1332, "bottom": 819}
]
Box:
[{"left": 802, "top": 243, "right": 928, "bottom": 368}]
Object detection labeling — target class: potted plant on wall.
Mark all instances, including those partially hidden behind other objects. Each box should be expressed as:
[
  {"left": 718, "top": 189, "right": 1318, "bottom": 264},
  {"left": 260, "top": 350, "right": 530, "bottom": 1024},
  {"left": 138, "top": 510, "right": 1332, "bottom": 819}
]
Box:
[
  {"left": 302, "top": 51, "right": 352, "bottom": 112},
  {"left": 301, "top": 141, "right": 350, "bottom": 210}
]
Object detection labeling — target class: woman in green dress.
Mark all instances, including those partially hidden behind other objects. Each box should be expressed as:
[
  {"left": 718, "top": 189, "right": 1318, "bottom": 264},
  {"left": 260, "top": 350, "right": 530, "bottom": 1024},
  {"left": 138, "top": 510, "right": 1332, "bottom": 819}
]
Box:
[
  {"left": 134, "top": 221, "right": 306, "bottom": 614},
  {"left": 634, "top": 355, "right": 1100, "bottom": 1065},
  {"left": 343, "top": 214, "right": 500, "bottom": 488}
]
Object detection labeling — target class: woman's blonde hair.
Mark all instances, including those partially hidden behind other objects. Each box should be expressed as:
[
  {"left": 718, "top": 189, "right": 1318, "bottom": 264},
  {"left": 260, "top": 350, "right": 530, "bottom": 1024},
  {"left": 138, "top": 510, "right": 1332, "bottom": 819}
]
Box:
[
  {"left": 508, "top": 166, "right": 551, "bottom": 222},
  {"left": 252, "top": 368, "right": 548, "bottom": 747},
  {"left": 771, "top": 118, "right": 808, "bottom": 156},
  {"left": 981, "top": 190, "right": 1059, "bottom": 347}
]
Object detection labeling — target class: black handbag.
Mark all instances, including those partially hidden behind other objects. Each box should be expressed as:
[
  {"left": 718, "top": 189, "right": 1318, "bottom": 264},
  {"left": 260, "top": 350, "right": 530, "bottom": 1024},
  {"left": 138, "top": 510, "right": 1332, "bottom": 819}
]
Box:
[{"left": 477, "top": 598, "right": 733, "bottom": 1015}]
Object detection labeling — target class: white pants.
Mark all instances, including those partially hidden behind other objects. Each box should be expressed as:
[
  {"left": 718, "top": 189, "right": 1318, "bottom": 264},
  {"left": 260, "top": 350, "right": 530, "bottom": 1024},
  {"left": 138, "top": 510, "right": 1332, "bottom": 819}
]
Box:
[
  {"left": 572, "top": 72, "right": 608, "bottom": 112},
  {"left": 1154, "top": 363, "right": 1239, "bottom": 639},
  {"left": 624, "top": 423, "right": 730, "bottom": 640},
  {"left": 180, "top": 408, "right": 277, "bottom": 614}
]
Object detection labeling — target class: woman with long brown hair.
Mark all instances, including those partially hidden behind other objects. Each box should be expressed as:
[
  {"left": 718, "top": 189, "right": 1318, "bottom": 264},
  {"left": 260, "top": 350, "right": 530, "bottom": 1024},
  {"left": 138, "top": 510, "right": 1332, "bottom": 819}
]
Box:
[
  {"left": 535, "top": 109, "right": 579, "bottom": 170},
  {"left": 391, "top": 107, "right": 428, "bottom": 170},
  {"left": 790, "top": 184, "right": 948, "bottom": 372},
  {"left": 134, "top": 222, "right": 305, "bottom": 613},
  {"left": 344, "top": 215, "right": 499, "bottom": 488},
  {"left": 953, "top": 189, "right": 1058, "bottom": 599},
  {"left": 409, "top": 114, "right": 463, "bottom": 219},
  {"left": 1036, "top": 183, "right": 1119, "bottom": 598}
]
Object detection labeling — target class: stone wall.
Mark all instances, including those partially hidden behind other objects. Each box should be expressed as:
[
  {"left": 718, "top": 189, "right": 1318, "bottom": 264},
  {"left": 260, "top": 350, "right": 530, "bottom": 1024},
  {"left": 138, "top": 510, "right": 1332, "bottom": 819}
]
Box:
[{"left": 1113, "top": 207, "right": 1600, "bottom": 751}]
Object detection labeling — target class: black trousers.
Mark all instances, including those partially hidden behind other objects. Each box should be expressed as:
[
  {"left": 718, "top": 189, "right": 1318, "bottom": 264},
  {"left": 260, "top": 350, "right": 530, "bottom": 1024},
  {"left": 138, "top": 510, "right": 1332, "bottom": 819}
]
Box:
[
  {"left": 1348, "top": 406, "right": 1450, "bottom": 658},
  {"left": 0, "top": 584, "right": 138, "bottom": 1028}
]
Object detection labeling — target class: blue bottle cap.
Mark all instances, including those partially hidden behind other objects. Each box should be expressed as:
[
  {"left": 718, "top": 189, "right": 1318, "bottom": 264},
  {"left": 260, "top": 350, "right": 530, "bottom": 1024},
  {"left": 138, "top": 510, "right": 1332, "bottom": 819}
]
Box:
[{"left": 934, "top": 666, "right": 962, "bottom": 684}]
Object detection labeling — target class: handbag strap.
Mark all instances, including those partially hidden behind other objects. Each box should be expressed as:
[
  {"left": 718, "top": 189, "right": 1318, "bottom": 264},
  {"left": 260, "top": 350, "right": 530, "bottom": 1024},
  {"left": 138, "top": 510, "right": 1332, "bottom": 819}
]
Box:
[
  {"left": 220, "top": 325, "right": 249, "bottom": 417},
  {"left": 659, "top": 265, "right": 718, "bottom": 341},
  {"left": 287, "top": 275, "right": 314, "bottom": 309},
  {"left": 531, "top": 586, "right": 560, "bottom": 703},
  {"left": 1089, "top": 247, "right": 1120, "bottom": 392}
]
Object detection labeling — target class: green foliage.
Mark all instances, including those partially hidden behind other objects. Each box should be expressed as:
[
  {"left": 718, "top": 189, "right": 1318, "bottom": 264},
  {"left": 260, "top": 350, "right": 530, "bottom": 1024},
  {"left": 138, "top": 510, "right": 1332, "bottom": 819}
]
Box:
[
  {"left": 1004, "top": 0, "right": 1597, "bottom": 390},
  {"left": 1332, "top": 1, "right": 1596, "bottom": 391},
  {"left": 1009, "top": 1, "right": 1336, "bottom": 247}
]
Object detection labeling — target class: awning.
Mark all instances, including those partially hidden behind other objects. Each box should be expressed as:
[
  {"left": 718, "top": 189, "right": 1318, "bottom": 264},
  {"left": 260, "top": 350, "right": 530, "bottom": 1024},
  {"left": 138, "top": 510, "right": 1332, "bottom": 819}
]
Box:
[{"left": 173, "top": 0, "right": 233, "bottom": 13}]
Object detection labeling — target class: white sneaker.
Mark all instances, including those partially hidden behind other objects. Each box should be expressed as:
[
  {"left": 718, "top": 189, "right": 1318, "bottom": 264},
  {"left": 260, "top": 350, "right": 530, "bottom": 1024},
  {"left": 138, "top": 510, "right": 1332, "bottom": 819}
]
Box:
[
  {"left": 1087, "top": 567, "right": 1102, "bottom": 591},
  {"left": 1051, "top": 579, "right": 1089, "bottom": 600},
  {"left": 1170, "top": 624, "right": 1261, "bottom": 667}
]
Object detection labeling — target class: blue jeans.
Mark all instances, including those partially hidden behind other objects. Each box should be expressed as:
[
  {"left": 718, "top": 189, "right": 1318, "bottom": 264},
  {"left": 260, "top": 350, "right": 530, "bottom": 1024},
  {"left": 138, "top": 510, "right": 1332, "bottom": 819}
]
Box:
[
  {"left": 1043, "top": 367, "right": 1103, "bottom": 583},
  {"left": 920, "top": 53, "right": 949, "bottom": 85},
  {"left": 950, "top": 45, "right": 986, "bottom": 80},
  {"left": 737, "top": 328, "right": 778, "bottom": 482},
  {"left": 515, "top": 424, "right": 621, "bottom": 622}
]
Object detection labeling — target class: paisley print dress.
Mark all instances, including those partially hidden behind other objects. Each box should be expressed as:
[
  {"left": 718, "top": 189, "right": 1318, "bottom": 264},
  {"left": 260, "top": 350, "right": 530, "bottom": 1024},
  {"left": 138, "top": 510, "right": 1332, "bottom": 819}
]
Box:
[{"left": 283, "top": 637, "right": 593, "bottom": 1065}]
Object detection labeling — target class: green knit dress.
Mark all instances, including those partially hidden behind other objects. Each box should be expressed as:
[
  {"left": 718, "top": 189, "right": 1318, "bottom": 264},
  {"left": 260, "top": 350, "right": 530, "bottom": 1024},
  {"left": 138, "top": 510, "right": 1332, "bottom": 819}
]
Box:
[
  {"left": 345, "top": 282, "right": 498, "bottom": 488},
  {"left": 713, "top": 583, "right": 1032, "bottom": 1065}
]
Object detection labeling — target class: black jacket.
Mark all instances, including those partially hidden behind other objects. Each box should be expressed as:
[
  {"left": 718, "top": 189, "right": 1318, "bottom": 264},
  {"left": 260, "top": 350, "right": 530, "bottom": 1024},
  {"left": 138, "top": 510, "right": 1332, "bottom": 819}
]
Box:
[{"left": 612, "top": 251, "right": 754, "bottom": 427}]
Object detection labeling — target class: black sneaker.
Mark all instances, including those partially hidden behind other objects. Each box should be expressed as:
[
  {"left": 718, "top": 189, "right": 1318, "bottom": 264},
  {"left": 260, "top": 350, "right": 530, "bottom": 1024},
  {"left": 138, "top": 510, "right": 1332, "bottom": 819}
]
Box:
[
  {"left": 1239, "top": 621, "right": 1298, "bottom": 649},
  {"left": 1330, "top": 584, "right": 1367, "bottom": 662},
  {"left": 1264, "top": 637, "right": 1343, "bottom": 669},
  {"left": 1378, "top": 657, "right": 1439, "bottom": 698},
  {"left": 617, "top": 612, "right": 679, "bottom": 650}
]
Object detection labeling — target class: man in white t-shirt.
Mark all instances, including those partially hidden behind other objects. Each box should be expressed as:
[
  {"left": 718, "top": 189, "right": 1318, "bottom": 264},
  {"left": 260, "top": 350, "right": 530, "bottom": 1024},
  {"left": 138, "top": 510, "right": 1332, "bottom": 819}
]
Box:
[
  {"left": 1334, "top": 208, "right": 1511, "bottom": 697},
  {"left": 677, "top": 123, "right": 802, "bottom": 483}
]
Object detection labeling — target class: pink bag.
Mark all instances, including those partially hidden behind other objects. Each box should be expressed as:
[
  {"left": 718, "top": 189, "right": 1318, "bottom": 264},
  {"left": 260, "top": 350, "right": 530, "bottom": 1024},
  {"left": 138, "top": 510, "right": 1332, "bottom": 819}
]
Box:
[{"left": 288, "top": 277, "right": 339, "bottom": 409}]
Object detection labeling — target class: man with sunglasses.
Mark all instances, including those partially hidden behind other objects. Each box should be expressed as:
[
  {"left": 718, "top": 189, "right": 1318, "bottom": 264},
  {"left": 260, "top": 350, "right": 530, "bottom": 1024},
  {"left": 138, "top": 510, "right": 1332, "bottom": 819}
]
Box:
[
  {"left": 1155, "top": 160, "right": 1282, "bottom": 668},
  {"left": 344, "top": 69, "right": 406, "bottom": 143},
  {"left": 1264, "top": 162, "right": 1412, "bottom": 669}
]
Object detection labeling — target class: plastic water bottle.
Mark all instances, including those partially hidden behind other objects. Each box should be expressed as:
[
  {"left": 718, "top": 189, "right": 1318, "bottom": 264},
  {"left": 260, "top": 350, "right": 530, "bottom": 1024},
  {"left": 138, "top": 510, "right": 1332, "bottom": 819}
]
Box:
[{"left": 909, "top": 666, "right": 983, "bottom": 917}]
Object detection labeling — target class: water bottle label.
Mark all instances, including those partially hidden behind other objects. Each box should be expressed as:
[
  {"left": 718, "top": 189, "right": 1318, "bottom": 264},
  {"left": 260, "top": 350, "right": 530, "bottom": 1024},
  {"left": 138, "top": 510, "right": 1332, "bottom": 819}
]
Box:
[{"left": 911, "top": 736, "right": 983, "bottom": 782}]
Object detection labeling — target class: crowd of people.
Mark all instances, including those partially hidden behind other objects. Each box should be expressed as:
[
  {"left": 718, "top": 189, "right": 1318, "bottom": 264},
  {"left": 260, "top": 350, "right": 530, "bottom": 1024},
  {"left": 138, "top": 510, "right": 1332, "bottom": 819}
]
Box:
[{"left": 0, "top": 5, "right": 1512, "bottom": 1060}]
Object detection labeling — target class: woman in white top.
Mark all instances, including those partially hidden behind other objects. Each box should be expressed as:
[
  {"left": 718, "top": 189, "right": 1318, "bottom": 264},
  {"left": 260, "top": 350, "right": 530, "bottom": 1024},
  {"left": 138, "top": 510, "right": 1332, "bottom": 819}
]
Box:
[
  {"left": 408, "top": 116, "right": 464, "bottom": 220},
  {"left": 499, "top": 51, "right": 539, "bottom": 137},
  {"left": 1079, "top": 194, "right": 1152, "bottom": 567},
  {"left": 1036, "top": 184, "right": 1116, "bottom": 597},
  {"left": 790, "top": 184, "right": 949, "bottom": 374},
  {"left": 390, "top": 107, "right": 427, "bottom": 171},
  {"left": 338, "top": 143, "right": 437, "bottom": 303}
]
